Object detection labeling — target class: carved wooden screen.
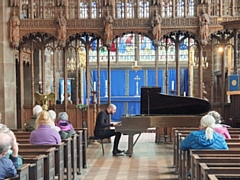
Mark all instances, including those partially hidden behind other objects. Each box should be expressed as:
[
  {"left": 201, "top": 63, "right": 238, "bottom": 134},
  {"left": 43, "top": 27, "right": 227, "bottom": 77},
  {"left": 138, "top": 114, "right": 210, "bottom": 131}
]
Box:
[
  {"left": 69, "top": 0, "right": 78, "bottom": 19},
  {"left": 44, "top": 0, "right": 55, "bottom": 19},
  {"left": 210, "top": 0, "right": 220, "bottom": 16},
  {"left": 234, "top": 1, "right": 240, "bottom": 16}
]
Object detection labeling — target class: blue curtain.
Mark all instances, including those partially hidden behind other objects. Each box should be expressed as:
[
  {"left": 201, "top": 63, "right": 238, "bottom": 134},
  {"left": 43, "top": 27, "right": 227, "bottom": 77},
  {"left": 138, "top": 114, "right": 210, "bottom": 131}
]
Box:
[
  {"left": 111, "top": 70, "right": 126, "bottom": 96},
  {"left": 168, "top": 69, "right": 176, "bottom": 92},
  {"left": 147, "top": 70, "right": 163, "bottom": 89}
]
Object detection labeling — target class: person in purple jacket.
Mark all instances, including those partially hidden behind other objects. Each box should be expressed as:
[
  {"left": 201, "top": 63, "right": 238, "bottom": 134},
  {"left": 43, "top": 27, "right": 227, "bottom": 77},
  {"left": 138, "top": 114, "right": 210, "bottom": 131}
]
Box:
[
  {"left": 0, "top": 132, "right": 18, "bottom": 179},
  {"left": 56, "top": 112, "right": 76, "bottom": 139},
  {"left": 30, "top": 110, "right": 61, "bottom": 145}
]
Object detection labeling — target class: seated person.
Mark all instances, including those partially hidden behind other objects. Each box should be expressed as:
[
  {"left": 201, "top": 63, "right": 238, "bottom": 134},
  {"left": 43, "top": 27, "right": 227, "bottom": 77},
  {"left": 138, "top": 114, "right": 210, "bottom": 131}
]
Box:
[
  {"left": 25, "top": 105, "right": 43, "bottom": 132},
  {"left": 180, "top": 114, "right": 228, "bottom": 151},
  {"left": 30, "top": 110, "right": 61, "bottom": 145},
  {"left": 48, "top": 110, "right": 61, "bottom": 132},
  {"left": 0, "top": 132, "right": 19, "bottom": 179},
  {"left": 0, "top": 124, "right": 22, "bottom": 168},
  {"left": 56, "top": 112, "right": 76, "bottom": 139},
  {"left": 94, "top": 104, "right": 123, "bottom": 156},
  {"left": 208, "top": 110, "right": 231, "bottom": 139}
]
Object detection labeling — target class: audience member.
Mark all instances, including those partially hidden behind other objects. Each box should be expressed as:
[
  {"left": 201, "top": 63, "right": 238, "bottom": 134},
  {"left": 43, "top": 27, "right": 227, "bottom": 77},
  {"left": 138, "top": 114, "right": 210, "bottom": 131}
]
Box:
[
  {"left": 48, "top": 110, "right": 61, "bottom": 132},
  {"left": 56, "top": 112, "right": 76, "bottom": 139},
  {"left": 94, "top": 104, "right": 123, "bottom": 156},
  {"left": 0, "top": 132, "right": 18, "bottom": 179},
  {"left": 30, "top": 110, "right": 61, "bottom": 145},
  {"left": 0, "top": 124, "right": 22, "bottom": 168},
  {"left": 208, "top": 110, "right": 231, "bottom": 139},
  {"left": 180, "top": 114, "right": 228, "bottom": 151},
  {"left": 25, "top": 105, "right": 43, "bottom": 132}
]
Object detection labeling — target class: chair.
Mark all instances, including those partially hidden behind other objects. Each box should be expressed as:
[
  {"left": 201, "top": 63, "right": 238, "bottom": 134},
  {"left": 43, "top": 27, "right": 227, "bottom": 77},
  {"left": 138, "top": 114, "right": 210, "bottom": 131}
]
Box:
[{"left": 88, "top": 136, "right": 105, "bottom": 155}]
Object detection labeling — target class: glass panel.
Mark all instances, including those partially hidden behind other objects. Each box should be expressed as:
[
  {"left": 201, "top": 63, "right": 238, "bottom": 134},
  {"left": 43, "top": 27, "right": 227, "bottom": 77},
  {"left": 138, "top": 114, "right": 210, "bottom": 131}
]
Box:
[
  {"left": 162, "top": 0, "right": 173, "bottom": 18},
  {"left": 139, "top": 1, "right": 150, "bottom": 18},
  {"left": 176, "top": 0, "right": 184, "bottom": 17},
  {"left": 116, "top": 0, "right": 124, "bottom": 18},
  {"left": 187, "top": 0, "right": 195, "bottom": 17},
  {"left": 80, "top": 1, "right": 89, "bottom": 18}
]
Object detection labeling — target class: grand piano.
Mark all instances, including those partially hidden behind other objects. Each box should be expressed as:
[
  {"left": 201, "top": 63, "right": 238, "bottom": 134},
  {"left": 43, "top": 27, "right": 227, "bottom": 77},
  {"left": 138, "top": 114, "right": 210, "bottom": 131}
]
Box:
[{"left": 115, "top": 86, "right": 211, "bottom": 157}]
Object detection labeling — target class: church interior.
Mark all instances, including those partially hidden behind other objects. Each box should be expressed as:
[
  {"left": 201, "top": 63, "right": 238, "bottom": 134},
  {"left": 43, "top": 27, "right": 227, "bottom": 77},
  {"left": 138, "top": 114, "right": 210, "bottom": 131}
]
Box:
[{"left": 2, "top": 0, "right": 240, "bottom": 179}]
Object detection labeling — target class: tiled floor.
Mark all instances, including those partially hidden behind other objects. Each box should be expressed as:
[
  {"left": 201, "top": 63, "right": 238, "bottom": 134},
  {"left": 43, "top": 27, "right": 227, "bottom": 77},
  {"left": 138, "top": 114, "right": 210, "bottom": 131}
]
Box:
[{"left": 79, "top": 133, "right": 178, "bottom": 180}]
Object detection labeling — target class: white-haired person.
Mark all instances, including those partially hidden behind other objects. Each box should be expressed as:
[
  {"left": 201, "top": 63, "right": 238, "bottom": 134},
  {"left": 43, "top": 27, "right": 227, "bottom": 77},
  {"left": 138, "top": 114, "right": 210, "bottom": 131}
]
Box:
[
  {"left": 208, "top": 110, "right": 231, "bottom": 139},
  {"left": 24, "top": 105, "right": 43, "bottom": 132},
  {"left": 30, "top": 110, "right": 61, "bottom": 145},
  {"left": 48, "top": 110, "right": 61, "bottom": 132},
  {"left": 180, "top": 114, "right": 228, "bottom": 151},
  {"left": 0, "top": 132, "right": 19, "bottom": 179}
]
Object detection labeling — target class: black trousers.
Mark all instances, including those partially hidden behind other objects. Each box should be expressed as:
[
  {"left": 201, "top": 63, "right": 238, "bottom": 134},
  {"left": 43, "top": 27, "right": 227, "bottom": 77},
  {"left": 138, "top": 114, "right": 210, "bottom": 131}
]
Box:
[{"left": 94, "top": 130, "right": 122, "bottom": 151}]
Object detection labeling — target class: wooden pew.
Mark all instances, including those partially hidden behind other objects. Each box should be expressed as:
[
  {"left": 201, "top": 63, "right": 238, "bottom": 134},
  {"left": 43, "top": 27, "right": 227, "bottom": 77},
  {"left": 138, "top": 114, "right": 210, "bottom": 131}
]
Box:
[
  {"left": 208, "top": 174, "right": 240, "bottom": 180},
  {"left": 190, "top": 149, "right": 240, "bottom": 179},
  {"left": 21, "top": 154, "right": 45, "bottom": 180},
  {"left": 76, "top": 130, "right": 83, "bottom": 174},
  {"left": 19, "top": 143, "right": 64, "bottom": 180},
  {"left": 200, "top": 163, "right": 240, "bottom": 180},
  {"left": 191, "top": 153, "right": 240, "bottom": 180},
  {"left": 176, "top": 131, "right": 240, "bottom": 180},
  {"left": 71, "top": 134, "right": 78, "bottom": 180},
  {"left": 15, "top": 136, "right": 73, "bottom": 180},
  {"left": 174, "top": 128, "right": 240, "bottom": 175},
  {"left": 5, "top": 163, "right": 31, "bottom": 180},
  {"left": 75, "top": 128, "right": 87, "bottom": 168},
  {"left": 19, "top": 147, "right": 56, "bottom": 180}
]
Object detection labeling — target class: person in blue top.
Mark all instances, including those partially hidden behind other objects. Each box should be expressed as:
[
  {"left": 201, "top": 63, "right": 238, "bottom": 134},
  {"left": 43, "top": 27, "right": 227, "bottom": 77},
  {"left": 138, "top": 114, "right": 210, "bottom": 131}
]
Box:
[
  {"left": 180, "top": 114, "right": 228, "bottom": 151},
  {"left": 0, "top": 132, "right": 19, "bottom": 179}
]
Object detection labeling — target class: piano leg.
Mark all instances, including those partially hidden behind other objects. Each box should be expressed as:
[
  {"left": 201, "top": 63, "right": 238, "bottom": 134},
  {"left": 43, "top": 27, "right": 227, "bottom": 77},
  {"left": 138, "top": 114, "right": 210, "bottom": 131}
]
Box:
[
  {"left": 125, "top": 134, "right": 134, "bottom": 157},
  {"left": 125, "top": 133, "right": 142, "bottom": 157}
]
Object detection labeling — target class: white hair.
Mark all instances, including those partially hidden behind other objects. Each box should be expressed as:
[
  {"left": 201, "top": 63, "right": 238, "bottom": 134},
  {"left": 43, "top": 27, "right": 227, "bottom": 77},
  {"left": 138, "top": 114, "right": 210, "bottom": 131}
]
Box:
[
  {"left": 48, "top": 110, "right": 56, "bottom": 121},
  {"left": 200, "top": 115, "right": 215, "bottom": 140},
  {"left": 33, "top": 105, "right": 43, "bottom": 116},
  {"left": 208, "top": 110, "right": 221, "bottom": 124}
]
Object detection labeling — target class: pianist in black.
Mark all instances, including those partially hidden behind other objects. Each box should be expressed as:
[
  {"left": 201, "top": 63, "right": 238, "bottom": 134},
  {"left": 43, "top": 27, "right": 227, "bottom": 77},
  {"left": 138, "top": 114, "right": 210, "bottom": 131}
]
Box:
[{"left": 94, "top": 104, "right": 124, "bottom": 156}]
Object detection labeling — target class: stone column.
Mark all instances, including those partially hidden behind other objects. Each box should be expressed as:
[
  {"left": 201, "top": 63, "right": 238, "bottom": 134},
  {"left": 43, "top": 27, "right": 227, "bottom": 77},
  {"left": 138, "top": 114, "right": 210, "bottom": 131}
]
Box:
[{"left": 0, "top": 2, "right": 17, "bottom": 127}]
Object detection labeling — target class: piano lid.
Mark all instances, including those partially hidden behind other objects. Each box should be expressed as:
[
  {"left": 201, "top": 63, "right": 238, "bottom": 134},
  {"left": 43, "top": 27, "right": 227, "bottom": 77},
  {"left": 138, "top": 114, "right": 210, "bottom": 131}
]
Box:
[{"left": 140, "top": 86, "right": 211, "bottom": 115}]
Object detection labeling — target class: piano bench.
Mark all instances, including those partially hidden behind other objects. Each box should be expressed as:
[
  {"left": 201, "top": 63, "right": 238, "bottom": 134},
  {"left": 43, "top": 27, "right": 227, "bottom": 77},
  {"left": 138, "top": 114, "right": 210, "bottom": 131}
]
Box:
[{"left": 88, "top": 136, "right": 105, "bottom": 155}]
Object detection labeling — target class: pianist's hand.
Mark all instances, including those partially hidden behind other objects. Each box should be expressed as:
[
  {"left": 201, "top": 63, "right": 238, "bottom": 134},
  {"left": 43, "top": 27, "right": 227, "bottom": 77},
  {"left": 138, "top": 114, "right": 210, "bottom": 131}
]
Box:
[{"left": 112, "top": 122, "right": 121, "bottom": 127}]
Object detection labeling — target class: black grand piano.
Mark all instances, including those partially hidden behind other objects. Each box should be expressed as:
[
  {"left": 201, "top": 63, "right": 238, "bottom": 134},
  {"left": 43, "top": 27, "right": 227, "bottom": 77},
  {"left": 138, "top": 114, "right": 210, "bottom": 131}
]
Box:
[{"left": 115, "top": 86, "right": 211, "bottom": 157}]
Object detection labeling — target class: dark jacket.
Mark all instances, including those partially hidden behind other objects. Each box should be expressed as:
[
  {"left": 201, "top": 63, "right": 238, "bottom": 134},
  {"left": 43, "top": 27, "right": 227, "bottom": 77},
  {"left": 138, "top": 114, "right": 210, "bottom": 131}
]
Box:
[
  {"left": 0, "top": 155, "right": 18, "bottom": 179},
  {"left": 94, "top": 110, "right": 113, "bottom": 136},
  {"left": 24, "top": 115, "right": 37, "bottom": 132}
]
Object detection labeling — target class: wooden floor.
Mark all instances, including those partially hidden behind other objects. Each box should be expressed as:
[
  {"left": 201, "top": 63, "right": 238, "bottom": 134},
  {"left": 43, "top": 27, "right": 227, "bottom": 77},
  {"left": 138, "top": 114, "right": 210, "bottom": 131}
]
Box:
[{"left": 78, "top": 133, "right": 178, "bottom": 180}]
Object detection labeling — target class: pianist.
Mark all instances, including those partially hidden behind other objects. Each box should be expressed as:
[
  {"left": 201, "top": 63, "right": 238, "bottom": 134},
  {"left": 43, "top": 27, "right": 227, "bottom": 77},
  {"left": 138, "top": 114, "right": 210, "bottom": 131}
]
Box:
[{"left": 94, "top": 104, "right": 124, "bottom": 156}]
